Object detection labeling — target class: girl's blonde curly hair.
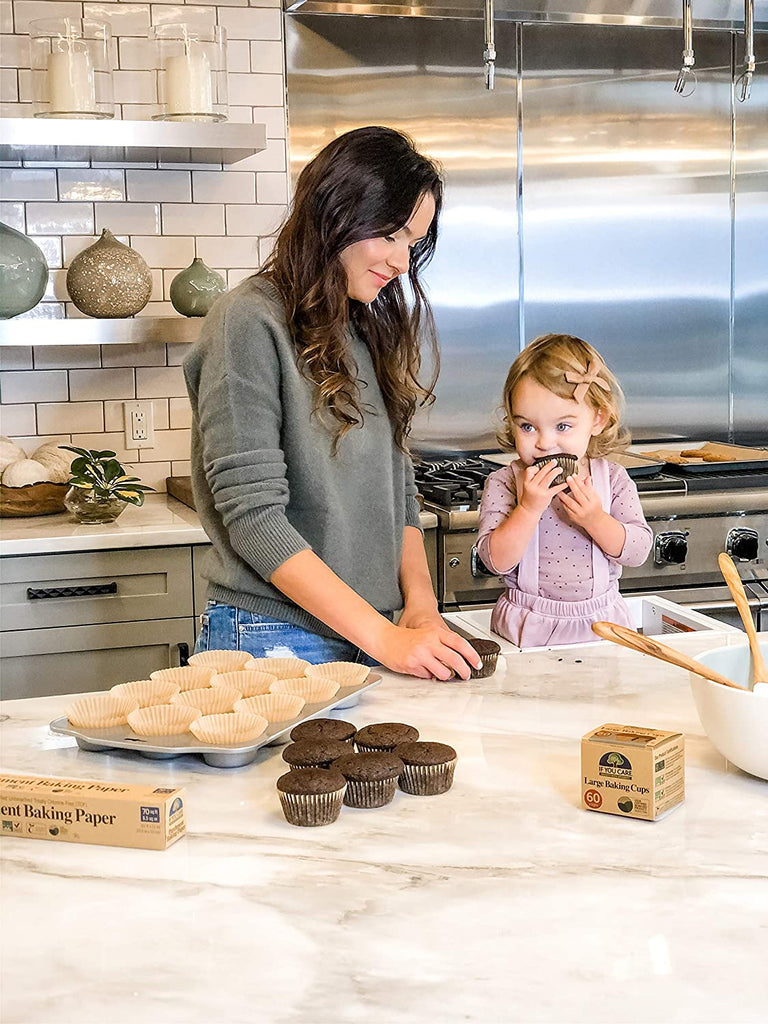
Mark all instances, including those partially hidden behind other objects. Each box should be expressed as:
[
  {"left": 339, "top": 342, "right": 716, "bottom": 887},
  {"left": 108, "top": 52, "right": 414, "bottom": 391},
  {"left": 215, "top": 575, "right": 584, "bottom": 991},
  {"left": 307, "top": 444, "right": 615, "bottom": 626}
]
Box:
[{"left": 498, "top": 334, "right": 630, "bottom": 458}]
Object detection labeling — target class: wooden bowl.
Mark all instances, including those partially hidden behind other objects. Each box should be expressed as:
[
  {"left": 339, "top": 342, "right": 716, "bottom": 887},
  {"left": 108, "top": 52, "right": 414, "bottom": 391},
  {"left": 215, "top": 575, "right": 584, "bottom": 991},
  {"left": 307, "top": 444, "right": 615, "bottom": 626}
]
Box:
[{"left": 0, "top": 481, "right": 69, "bottom": 517}]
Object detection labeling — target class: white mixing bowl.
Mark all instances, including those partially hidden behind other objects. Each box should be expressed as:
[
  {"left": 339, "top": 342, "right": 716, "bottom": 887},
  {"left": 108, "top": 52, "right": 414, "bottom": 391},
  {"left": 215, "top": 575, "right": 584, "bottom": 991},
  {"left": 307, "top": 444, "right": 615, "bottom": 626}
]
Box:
[{"left": 689, "top": 638, "right": 768, "bottom": 781}]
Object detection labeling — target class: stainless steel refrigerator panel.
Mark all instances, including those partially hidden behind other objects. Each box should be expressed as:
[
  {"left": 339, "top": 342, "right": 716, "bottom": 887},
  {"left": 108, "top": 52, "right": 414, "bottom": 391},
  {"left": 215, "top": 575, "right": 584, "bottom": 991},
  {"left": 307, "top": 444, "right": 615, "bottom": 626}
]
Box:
[
  {"left": 733, "top": 60, "right": 768, "bottom": 444},
  {"left": 285, "top": 15, "right": 520, "bottom": 453},
  {"left": 520, "top": 24, "right": 733, "bottom": 440}
]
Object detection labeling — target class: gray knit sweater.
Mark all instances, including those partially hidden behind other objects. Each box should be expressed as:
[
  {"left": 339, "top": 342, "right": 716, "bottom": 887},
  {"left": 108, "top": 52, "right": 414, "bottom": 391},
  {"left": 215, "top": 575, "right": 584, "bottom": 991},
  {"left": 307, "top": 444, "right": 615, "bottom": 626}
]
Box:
[{"left": 183, "top": 276, "right": 422, "bottom": 639}]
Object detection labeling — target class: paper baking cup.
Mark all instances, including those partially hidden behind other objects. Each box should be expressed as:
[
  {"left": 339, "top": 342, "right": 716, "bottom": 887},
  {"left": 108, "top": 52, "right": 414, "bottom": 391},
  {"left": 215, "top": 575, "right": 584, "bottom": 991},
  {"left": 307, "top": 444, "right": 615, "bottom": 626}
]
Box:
[
  {"left": 305, "top": 661, "right": 370, "bottom": 687},
  {"left": 189, "top": 712, "right": 268, "bottom": 745},
  {"left": 66, "top": 694, "right": 139, "bottom": 729},
  {"left": 398, "top": 758, "right": 457, "bottom": 796},
  {"left": 127, "top": 704, "right": 199, "bottom": 736},
  {"left": 278, "top": 789, "right": 345, "bottom": 827},
  {"left": 171, "top": 686, "right": 241, "bottom": 715},
  {"left": 211, "top": 669, "right": 276, "bottom": 697},
  {"left": 188, "top": 649, "right": 253, "bottom": 672},
  {"left": 248, "top": 657, "right": 310, "bottom": 679},
  {"left": 150, "top": 665, "right": 216, "bottom": 690},
  {"left": 235, "top": 693, "right": 305, "bottom": 722},
  {"left": 343, "top": 777, "right": 398, "bottom": 809},
  {"left": 110, "top": 679, "right": 180, "bottom": 708},
  {"left": 270, "top": 677, "right": 340, "bottom": 702}
]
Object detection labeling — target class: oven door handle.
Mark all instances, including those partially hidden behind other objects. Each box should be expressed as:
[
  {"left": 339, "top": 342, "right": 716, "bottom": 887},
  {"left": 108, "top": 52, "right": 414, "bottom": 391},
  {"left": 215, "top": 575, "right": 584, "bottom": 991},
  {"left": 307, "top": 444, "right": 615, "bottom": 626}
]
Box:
[{"left": 689, "top": 597, "right": 766, "bottom": 613}]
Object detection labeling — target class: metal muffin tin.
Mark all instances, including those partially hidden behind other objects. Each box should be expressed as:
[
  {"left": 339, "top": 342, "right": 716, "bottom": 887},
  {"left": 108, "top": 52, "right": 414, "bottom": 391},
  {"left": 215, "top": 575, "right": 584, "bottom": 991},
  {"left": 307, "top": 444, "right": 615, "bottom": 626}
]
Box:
[{"left": 49, "top": 673, "right": 381, "bottom": 768}]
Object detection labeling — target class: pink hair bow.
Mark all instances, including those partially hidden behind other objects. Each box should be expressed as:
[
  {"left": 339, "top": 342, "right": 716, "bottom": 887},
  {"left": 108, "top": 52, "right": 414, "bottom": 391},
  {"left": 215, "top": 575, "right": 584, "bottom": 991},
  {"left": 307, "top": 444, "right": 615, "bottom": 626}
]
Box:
[{"left": 564, "top": 360, "right": 610, "bottom": 403}]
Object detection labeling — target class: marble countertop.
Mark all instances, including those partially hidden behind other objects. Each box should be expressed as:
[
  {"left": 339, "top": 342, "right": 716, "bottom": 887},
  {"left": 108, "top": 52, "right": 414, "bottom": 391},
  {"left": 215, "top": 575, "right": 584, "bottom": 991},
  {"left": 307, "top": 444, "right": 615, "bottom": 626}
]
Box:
[
  {"left": 0, "top": 496, "right": 439, "bottom": 556},
  {"left": 2, "top": 630, "right": 766, "bottom": 1023}
]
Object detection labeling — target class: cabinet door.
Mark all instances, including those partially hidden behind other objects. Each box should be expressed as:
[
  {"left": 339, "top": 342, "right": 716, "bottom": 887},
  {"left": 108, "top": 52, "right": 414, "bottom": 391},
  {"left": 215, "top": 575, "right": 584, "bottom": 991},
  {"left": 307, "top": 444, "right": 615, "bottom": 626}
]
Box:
[
  {"left": 192, "top": 544, "right": 212, "bottom": 618},
  {"left": 0, "top": 618, "right": 196, "bottom": 700}
]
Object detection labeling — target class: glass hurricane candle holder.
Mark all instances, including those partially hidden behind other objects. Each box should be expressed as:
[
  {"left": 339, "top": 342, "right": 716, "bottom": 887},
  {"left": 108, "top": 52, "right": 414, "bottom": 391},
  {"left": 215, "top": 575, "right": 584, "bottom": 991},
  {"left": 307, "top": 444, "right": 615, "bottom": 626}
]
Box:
[
  {"left": 29, "top": 18, "right": 114, "bottom": 119},
  {"left": 151, "top": 24, "right": 228, "bottom": 122}
]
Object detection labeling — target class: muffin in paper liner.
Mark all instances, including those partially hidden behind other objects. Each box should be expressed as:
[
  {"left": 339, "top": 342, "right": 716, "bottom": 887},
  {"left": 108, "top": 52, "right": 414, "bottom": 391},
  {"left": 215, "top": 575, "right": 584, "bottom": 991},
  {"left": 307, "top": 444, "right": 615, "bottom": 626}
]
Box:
[
  {"left": 276, "top": 768, "right": 346, "bottom": 827},
  {"left": 248, "top": 657, "right": 310, "bottom": 679},
  {"left": 235, "top": 693, "right": 305, "bottom": 722},
  {"left": 354, "top": 722, "right": 419, "bottom": 753},
  {"left": 188, "top": 649, "right": 253, "bottom": 672},
  {"left": 127, "top": 704, "right": 199, "bottom": 737},
  {"left": 532, "top": 452, "right": 578, "bottom": 487},
  {"left": 344, "top": 778, "right": 399, "bottom": 809},
  {"left": 66, "top": 694, "right": 139, "bottom": 729},
  {"left": 305, "top": 661, "right": 370, "bottom": 687},
  {"left": 395, "top": 742, "right": 458, "bottom": 796},
  {"left": 270, "top": 677, "right": 340, "bottom": 702},
  {"left": 171, "top": 686, "right": 242, "bottom": 715},
  {"left": 333, "top": 752, "right": 404, "bottom": 808},
  {"left": 211, "top": 669, "right": 276, "bottom": 697},
  {"left": 189, "top": 712, "right": 268, "bottom": 745},
  {"left": 467, "top": 638, "right": 501, "bottom": 679},
  {"left": 110, "top": 679, "right": 180, "bottom": 708},
  {"left": 150, "top": 665, "right": 216, "bottom": 690}
]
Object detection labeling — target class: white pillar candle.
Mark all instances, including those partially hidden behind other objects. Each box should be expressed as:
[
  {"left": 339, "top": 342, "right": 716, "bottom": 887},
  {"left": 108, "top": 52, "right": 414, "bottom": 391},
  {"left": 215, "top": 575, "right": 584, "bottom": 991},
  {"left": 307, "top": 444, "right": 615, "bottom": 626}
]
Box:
[
  {"left": 46, "top": 47, "right": 96, "bottom": 114},
  {"left": 164, "top": 49, "right": 213, "bottom": 116}
]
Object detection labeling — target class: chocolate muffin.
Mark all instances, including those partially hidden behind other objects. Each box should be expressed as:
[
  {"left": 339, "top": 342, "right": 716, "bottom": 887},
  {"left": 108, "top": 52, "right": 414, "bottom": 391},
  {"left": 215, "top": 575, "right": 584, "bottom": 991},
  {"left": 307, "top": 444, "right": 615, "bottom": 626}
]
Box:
[
  {"left": 467, "top": 637, "right": 500, "bottom": 679},
  {"left": 276, "top": 768, "right": 346, "bottom": 827},
  {"left": 354, "top": 722, "right": 419, "bottom": 753},
  {"left": 532, "top": 453, "right": 578, "bottom": 486},
  {"left": 289, "top": 718, "right": 356, "bottom": 745},
  {"left": 333, "top": 752, "right": 404, "bottom": 808},
  {"left": 281, "top": 739, "right": 351, "bottom": 770},
  {"left": 394, "top": 741, "right": 458, "bottom": 796}
]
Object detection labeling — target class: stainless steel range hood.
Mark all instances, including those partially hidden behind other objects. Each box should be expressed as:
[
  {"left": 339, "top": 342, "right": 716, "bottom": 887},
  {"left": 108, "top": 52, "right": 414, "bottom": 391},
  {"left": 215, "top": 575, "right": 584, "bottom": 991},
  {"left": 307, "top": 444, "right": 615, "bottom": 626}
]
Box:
[{"left": 283, "top": 0, "right": 768, "bottom": 30}]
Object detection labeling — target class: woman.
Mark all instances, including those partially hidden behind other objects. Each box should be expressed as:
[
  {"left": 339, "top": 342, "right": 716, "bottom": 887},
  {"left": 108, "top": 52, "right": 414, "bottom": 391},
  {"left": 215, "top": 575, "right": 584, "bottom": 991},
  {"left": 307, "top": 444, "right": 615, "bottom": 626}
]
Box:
[{"left": 184, "top": 126, "right": 481, "bottom": 680}]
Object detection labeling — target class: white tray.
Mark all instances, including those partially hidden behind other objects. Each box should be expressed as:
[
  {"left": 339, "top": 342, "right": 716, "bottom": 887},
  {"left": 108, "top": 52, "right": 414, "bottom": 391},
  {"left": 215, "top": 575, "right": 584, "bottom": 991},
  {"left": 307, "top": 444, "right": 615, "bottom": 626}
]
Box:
[{"left": 49, "top": 673, "right": 381, "bottom": 769}]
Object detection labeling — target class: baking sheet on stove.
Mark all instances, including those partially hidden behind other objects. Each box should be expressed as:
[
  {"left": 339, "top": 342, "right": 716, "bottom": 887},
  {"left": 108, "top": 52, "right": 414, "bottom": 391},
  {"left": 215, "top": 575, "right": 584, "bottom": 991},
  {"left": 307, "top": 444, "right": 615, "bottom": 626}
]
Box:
[
  {"left": 630, "top": 442, "right": 768, "bottom": 474},
  {"left": 49, "top": 674, "right": 381, "bottom": 769}
]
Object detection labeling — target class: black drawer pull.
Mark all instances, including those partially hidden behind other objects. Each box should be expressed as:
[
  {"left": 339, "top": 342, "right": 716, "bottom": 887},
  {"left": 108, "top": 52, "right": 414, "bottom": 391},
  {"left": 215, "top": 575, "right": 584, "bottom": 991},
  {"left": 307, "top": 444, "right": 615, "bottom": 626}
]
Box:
[{"left": 27, "top": 583, "right": 118, "bottom": 600}]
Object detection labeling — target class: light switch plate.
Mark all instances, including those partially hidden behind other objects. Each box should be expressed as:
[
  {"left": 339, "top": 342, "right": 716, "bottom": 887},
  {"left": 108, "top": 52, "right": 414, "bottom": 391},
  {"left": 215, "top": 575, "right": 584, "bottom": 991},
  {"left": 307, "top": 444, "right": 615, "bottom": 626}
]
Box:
[{"left": 123, "top": 400, "right": 154, "bottom": 450}]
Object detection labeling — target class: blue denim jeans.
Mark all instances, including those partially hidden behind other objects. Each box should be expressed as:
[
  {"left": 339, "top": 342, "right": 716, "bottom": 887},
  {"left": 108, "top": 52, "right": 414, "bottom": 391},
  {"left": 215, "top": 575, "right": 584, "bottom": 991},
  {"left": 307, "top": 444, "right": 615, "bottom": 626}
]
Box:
[{"left": 194, "top": 601, "right": 380, "bottom": 667}]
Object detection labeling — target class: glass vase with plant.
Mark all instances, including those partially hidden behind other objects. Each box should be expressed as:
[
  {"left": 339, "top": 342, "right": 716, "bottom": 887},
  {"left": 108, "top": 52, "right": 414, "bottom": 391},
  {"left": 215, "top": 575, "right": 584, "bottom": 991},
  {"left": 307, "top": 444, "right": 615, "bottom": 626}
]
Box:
[{"left": 62, "top": 445, "right": 154, "bottom": 524}]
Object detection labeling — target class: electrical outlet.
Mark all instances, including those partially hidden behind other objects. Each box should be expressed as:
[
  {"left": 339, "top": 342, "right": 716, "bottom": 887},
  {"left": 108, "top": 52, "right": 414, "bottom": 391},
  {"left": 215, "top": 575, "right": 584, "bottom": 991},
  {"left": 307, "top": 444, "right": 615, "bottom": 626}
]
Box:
[{"left": 123, "top": 400, "right": 155, "bottom": 450}]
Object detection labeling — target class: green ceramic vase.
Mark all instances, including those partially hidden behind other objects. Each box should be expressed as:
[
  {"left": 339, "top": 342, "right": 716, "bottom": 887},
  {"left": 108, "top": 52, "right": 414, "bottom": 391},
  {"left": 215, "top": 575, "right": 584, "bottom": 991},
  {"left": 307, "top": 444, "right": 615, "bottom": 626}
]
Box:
[
  {"left": 170, "top": 258, "right": 226, "bottom": 317},
  {"left": 0, "top": 222, "right": 49, "bottom": 319}
]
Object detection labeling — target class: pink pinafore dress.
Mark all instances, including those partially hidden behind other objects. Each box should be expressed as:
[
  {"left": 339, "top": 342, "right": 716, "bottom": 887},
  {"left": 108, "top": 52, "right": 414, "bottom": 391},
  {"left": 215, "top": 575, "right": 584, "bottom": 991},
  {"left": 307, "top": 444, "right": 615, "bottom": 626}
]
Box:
[{"left": 490, "top": 459, "right": 636, "bottom": 648}]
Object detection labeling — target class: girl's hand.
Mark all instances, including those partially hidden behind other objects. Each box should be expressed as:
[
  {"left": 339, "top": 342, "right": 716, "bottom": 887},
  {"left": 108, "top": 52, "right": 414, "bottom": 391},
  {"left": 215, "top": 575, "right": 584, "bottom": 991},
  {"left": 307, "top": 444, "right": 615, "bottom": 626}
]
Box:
[
  {"left": 518, "top": 460, "right": 569, "bottom": 517},
  {"left": 558, "top": 473, "right": 603, "bottom": 529},
  {"left": 377, "top": 621, "right": 482, "bottom": 680}
]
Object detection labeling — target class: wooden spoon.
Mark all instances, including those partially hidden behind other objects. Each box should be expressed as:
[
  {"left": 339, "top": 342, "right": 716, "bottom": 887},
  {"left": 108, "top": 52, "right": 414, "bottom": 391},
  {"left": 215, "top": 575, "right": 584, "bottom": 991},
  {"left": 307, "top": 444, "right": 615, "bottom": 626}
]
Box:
[
  {"left": 717, "top": 552, "right": 768, "bottom": 694},
  {"left": 591, "top": 620, "right": 749, "bottom": 691}
]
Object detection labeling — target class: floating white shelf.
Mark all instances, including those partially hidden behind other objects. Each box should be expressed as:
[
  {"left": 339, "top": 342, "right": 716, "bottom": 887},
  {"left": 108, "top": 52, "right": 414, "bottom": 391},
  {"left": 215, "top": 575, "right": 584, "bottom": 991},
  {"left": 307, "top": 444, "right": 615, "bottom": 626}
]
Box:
[
  {"left": 0, "top": 117, "right": 267, "bottom": 165},
  {"left": 0, "top": 317, "right": 202, "bottom": 346}
]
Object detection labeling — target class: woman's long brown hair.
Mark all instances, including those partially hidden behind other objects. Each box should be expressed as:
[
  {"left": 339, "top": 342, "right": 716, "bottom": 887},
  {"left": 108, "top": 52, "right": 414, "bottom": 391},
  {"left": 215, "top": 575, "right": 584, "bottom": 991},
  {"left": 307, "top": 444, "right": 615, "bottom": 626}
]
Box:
[{"left": 259, "top": 126, "right": 443, "bottom": 452}]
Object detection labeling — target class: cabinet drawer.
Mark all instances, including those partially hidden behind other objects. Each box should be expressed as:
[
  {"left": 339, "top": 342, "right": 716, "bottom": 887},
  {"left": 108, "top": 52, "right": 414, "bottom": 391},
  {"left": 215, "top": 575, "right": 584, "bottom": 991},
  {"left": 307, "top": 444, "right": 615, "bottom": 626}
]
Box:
[
  {"left": 1, "top": 547, "right": 193, "bottom": 631},
  {"left": 0, "top": 618, "right": 196, "bottom": 699}
]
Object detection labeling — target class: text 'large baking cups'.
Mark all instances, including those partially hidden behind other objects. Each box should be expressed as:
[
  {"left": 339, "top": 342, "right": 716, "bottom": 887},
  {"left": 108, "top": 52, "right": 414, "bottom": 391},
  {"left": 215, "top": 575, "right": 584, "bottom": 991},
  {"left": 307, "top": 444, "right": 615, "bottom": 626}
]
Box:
[
  {"left": 127, "top": 704, "right": 199, "bottom": 737},
  {"left": 188, "top": 649, "right": 253, "bottom": 672},
  {"left": 189, "top": 712, "right": 268, "bottom": 745},
  {"left": 111, "top": 679, "right": 180, "bottom": 708},
  {"left": 248, "top": 657, "right": 310, "bottom": 679},
  {"left": 270, "top": 677, "right": 340, "bottom": 702},
  {"left": 235, "top": 693, "right": 305, "bottom": 722},
  {"left": 171, "top": 686, "right": 242, "bottom": 715},
  {"left": 305, "top": 661, "right": 370, "bottom": 687},
  {"left": 66, "top": 694, "right": 139, "bottom": 729},
  {"left": 150, "top": 665, "right": 216, "bottom": 690},
  {"left": 211, "top": 669, "right": 276, "bottom": 697}
]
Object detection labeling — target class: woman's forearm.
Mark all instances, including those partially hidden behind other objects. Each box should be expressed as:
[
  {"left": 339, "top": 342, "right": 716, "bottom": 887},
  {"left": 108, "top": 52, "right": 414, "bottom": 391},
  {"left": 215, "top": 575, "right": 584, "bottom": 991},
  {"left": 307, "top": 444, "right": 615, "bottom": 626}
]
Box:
[{"left": 399, "top": 525, "right": 440, "bottom": 620}]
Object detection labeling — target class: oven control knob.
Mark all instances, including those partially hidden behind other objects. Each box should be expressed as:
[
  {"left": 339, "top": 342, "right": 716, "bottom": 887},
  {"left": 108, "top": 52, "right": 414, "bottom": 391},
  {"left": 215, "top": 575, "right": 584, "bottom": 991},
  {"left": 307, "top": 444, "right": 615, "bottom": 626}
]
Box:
[
  {"left": 655, "top": 531, "right": 687, "bottom": 565},
  {"left": 449, "top": 557, "right": 461, "bottom": 568},
  {"left": 726, "top": 527, "right": 759, "bottom": 562}
]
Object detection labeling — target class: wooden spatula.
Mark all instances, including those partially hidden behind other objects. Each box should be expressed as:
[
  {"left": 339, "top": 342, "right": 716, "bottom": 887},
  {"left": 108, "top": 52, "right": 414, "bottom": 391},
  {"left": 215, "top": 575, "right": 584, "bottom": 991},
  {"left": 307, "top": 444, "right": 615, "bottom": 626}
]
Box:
[{"left": 717, "top": 552, "right": 768, "bottom": 694}]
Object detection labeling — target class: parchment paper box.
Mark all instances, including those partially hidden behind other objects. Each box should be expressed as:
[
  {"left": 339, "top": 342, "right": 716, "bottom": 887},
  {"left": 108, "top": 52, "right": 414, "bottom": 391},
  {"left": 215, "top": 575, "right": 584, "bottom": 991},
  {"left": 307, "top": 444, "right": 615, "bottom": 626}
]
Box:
[
  {"left": 581, "top": 724, "right": 685, "bottom": 821},
  {"left": 0, "top": 774, "right": 186, "bottom": 850}
]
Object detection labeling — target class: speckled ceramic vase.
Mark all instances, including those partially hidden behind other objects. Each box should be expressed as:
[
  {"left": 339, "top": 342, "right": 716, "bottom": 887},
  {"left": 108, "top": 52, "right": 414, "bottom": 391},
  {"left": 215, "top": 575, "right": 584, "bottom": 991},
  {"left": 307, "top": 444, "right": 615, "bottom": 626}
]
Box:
[
  {"left": 66, "top": 229, "right": 152, "bottom": 318},
  {"left": 0, "top": 222, "right": 49, "bottom": 319},
  {"left": 169, "top": 258, "right": 226, "bottom": 317}
]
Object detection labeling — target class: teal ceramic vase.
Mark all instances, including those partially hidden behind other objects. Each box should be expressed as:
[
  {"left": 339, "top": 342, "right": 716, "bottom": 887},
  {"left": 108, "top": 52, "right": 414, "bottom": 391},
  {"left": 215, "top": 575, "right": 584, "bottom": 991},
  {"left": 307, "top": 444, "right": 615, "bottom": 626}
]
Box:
[
  {"left": 0, "top": 222, "right": 49, "bottom": 319},
  {"left": 170, "top": 258, "right": 226, "bottom": 317}
]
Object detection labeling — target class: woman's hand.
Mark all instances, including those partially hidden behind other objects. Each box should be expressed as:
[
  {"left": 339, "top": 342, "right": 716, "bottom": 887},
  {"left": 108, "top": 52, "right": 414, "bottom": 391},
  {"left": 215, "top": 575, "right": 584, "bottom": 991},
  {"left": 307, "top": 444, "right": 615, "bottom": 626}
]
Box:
[
  {"left": 557, "top": 473, "right": 603, "bottom": 529},
  {"left": 375, "top": 620, "right": 482, "bottom": 680},
  {"left": 518, "top": 460, "right": 569, "bottom": 517}
]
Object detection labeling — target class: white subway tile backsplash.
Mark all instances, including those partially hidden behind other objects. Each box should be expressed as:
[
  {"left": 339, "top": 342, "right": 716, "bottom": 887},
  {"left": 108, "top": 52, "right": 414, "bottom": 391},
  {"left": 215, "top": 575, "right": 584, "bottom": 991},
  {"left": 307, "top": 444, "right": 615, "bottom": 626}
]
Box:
[
  {"left": 217, "top": 8, "right": 281, "bottom": 40},
  {"left": 70, "top": 368, "right": 135, "bottom": 402},
  {"left": 102, "top": 342, "right": 167, "bottom": 368},
  {"left": 228, "top": 72, "right": 283, "bottom": 108},
  {"left": 58, "top": 169, "right": 126, "bottom": 202},
  {"left": 0, "top": 201, "right": 24, "bottom": 230},
  {"left": 227, "top": 39, "right": 251, "bottom": 74},
  {"left": 0, "top": 168, "right": 57, "bottom": 200},
  {"left": 13, "top": 1, "right": 83, "bottom": 33},
  {"left": 161, "top": 202, "right": 224, "bottom": 236},
  {"left": 196, "top": 235, "right": 258, "bottom": 269},
  {"left": 117, "top": 37, "right": 156, "bottom": 71},
  {"left": 38, "top": 401, "right": 104, "bottom": 435},
  {"left": 137, "top": 428, "right": 190, "bottom": 461},
  {"left": 119, "top": 104, "right": 161, "bottom": 121},
  {"left": 34, "top": 236, "right": 63, "bottom": 269},
  {"left": 0, "top": 347, "right": 33, "bottom": 371},
  {"left": 8, "top": 433, "right": 68, "bottom": 455},
  {"left": 170, "top": 459, "right": 191, "bottom": 476},
  {"left": 150, "top": 4, "right": 216, "bottom": 29},
  {"left": 123, "top": 460, "right": 170, "bottom": 490},
  {"left": 1, "top": 67, "right": 18, "bottom": 103},
  {"left": 126, "top": 169, "right": 191, "bottom": 203},
  {"left": 34, "top": 346, "right": 101, "bottom": 370},
  {"left": 192, "top": 170, "right": 255, "bottom": 205},
  {"left": 17, "top": 301, "right": 65, "bottom": 320},
  {"left": 0, "top": 5, "right": 13, "bottom": 34},
  {"left": 96, "top": 202, "right": 161, "bottom": 235},
  {"left": 136, "top": 365, "right": 187, "bottom": 398},
  {"left": 225, "top": 138, "right": 285, "bottom": 174},
  {"left": 130, "top": 234, "right": 195, "bottom": 267},
  {"left": 47, "top": 269, "right": 69, "bottom": 301},
  {"left": 258, "top": 235, "right": 276, "bottom": 264},
  {"left": 104, "top": 397, "right": 169, "bottom": 431},
  {"left": 82, "top": 3, "right": 151, "bottom": 37},
  {"left": 135, "top": 300, "right": 176, "bottom": 316},
  {"left": 227, "top": 105, "right": 254, "bottom": 125},
  {"left": 227, "top": 268, "right": 252, "bottom": 288},
  {"left": 256, "top": 106, "right": 286, "bottom": 139},
  {"left": 256, "top": 172, "right": 287, "bottom": 205},
  {"left": 0, "top": 403, "right": 36, "bottom": 436},
  {"left": 0, "top": 35, "right": 29, "bottom": 69},
  {"left": 112, "top": 70, "right": 157, "bottom": 104},
  {"left": 165, "top": 343, "right": 193, "bottom": 366},
  {"left": 0, "top": 370, "right": 68, "bottom": 404},
  {"left": 224, "top": 203, "right": 284, "bottom": 236},
  {"left": 26, "top": 202, "right": 94, "bottom": 236},
  {"left": 169, "top": 396, "right": 192, "bottom": 429},
  {"left": 72, "top": 433, "right": 139, "bottom": 464},
  {"left": 249, "top": 40, "right": 283, "bottom": 75}
]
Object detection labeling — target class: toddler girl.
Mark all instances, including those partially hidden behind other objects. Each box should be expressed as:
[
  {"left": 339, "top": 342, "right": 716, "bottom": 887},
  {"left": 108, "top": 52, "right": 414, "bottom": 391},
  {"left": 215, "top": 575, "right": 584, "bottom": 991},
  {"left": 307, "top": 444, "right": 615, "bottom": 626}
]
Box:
[{"left": 476, "top": 334, "right": 653, "bottom": 648}]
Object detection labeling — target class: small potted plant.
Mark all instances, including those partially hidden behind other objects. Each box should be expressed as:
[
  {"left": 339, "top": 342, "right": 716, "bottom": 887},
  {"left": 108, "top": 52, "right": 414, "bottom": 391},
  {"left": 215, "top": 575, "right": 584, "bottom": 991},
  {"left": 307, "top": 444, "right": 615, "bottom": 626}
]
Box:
[{"left": 62, "top": 445, "right": 154, "bottom": 524}]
